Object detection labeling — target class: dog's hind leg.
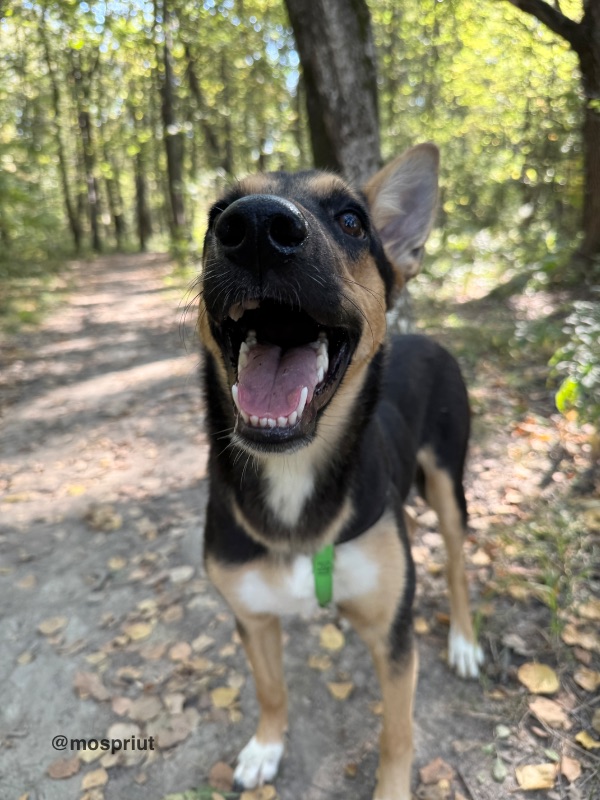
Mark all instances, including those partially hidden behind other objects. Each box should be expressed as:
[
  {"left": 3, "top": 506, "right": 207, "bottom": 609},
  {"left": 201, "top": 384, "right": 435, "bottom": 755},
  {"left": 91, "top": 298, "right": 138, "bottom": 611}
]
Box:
[
  {"left": 417, "top": 447, "right": 483, "bottom": 678},
  {"left": 231, "top": 612, "right": 287, "bottom": 790}
]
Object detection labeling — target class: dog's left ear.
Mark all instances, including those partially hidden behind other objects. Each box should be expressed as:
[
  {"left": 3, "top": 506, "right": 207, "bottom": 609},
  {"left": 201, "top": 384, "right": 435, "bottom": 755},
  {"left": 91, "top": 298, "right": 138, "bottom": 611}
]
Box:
[{"left": 364, "top": 143, "right": 439, "bottom": 288}]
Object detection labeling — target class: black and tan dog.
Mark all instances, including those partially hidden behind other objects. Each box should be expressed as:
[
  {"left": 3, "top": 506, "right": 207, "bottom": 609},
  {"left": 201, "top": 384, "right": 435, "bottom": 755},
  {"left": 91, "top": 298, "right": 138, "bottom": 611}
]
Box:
[{"left": 198, "top": 144, "right": 483, "bottom": 799}]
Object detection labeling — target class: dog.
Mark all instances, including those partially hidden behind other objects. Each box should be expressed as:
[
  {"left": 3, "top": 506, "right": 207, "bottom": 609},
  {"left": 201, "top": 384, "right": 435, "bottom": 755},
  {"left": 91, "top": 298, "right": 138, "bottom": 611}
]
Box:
[{"left": 198, "top": 144, "right": 483, "bottom": 799}]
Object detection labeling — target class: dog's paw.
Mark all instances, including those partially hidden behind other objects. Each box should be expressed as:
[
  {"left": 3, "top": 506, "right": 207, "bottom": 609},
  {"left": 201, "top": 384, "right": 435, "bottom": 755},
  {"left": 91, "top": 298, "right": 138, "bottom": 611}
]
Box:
[
  {"left": 233, "top": 736, "right": 284, "bottom": 790},
  {"left": 448, "top": 626, "right": 484, "bottom": 679}
]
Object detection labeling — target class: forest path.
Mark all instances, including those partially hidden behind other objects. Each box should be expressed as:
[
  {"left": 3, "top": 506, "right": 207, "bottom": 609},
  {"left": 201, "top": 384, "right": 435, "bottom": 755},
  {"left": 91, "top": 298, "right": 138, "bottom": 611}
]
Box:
[{"left": 0, "top": 254, "right": 590, "bottom": 800}]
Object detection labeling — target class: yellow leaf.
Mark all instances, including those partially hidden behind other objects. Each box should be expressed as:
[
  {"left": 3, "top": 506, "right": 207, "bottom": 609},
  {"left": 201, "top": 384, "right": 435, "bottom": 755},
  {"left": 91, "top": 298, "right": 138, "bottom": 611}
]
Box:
[
  {"left": 327, "top": 681, "right": 353, "bottom": 700},
  {"left": 107, "top": 556, "right": 126, "bottom": 570},
  {"left": 210, "top": 686, "right": 240, "bottom": 709},
  {"left": 67, "top": 484, "right": 87, "bottom": 496},
  {"left": 240, "top": 786, "right": 277, "bottom": 800},
  {"left": 122, "top": 622, "right": 154, "bottom": 641},
  {"left": 515, "top": 763, "right": 557, "bottom": 790},
  {"left": 575, "top": 731, "right": 600, "bottom": 750},
  {"left": 38, "top": 616, "right": 68, "bottom": 636},
  {"left": 81, "top": 767, "right": 108, "bottom": 789},
  {"left": 574, "top": 667, "right": 600, "bottom": 692},
  {"left": 319, "top": 623, "right": 344, "bottom": 651},
  {"left": 308, "top": 654, "right": 332, "bottom": 671},
  {"left": 414, "top": 616, "right": 430, "bottom": 635},
  {"left": 517, "top": 663, "right": 559, "bottom": 694}
]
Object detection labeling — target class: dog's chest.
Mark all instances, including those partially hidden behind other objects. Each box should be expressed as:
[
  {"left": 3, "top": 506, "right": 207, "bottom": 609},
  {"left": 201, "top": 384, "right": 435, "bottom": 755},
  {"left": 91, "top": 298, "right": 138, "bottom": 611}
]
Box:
[{"left": 237, "top": 540, "right": 379, "bottom": 617}]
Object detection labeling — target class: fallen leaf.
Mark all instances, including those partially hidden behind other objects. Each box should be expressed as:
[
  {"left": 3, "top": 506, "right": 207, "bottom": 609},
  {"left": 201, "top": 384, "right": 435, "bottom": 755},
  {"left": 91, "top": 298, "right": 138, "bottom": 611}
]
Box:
[
  {"left": 47, "top": 756, "right": 80, "bottom": 779},
  {"left": 578, "top": 598, "right": 600, "bottom": 621},
  {"left": 327, "top": 682, "right": 353, "bottom": 700},
  {"left": 169, "top": 642, "right": 192, "bottom": 662},
  {"left": 140, "top": 643, "right": 167, "bottom": 661},
  {"left": 81, "top": 767, "right": 108, "bottom": 790},
  {"left": 575, "top": 730, "right": 600, "bottom": 750},
  {"left": 561, "top": 755, "right": 582, "bottom": 783},
  {"left": 319, "top": 623, "right": 344, "bottom": 651},
  {"left": 209, "top": 761, "right": 234, "bottom": 792},
  {"left": 78, "top": 748, "right": 103, "bottom": 764},
  {"left": 344, "top": 762, "right": 358, "bottom": 778},
  {"left": 528, "top": 697, "right": 571, "bottom": 729},
  {"left": 515, "top": 763, "right": 558, "bottom": 790},
  {"left": 106, "top": 722, "right": 141, "bottom": 743},
  {"left": 308, "top": 654, "right": 332, "bottom": 671},
  {"left": 370, "top": 701, "right": 383, "bottom": 716},
  {"left": 38, "top": 616, "right": 68, "bottom": 636},
  {"left": 517, "top": 663, "right": 559, "bottom": 694},
  {"left": 414, "top": 617, "right": 430, "bottom": 635},
  {"left": 492, "top": 756, "right": 507, "bottom": 783},
  {"left": 169, "top": 565, "right": 194, "bottom": 583},
  {"left": 419, "top": 757, "right": 455, "bottom": 784},
  {"left": 73, "top": 671, "right": 110, "bottom": 702},
  {"left": 153, "top": 709, "right": 198, "bottom": 748},
  {"left": 210, "top": 686, "right": 240, "bottom": 708},
  {"left": 111, "top": 696, "right": 132, "bottom": 716},
  {"left": 122, "top": 621, "right": 154, "bottom": 641},
  {"left": 163, "top": 692, "right": 185, "bottom": 715},
  {"left": 128, "top": 695, "right": 163, "bottom": 722},
  {"left": 17, "top": 574, "right": 37, "bottom": 589},
  {"left": 240, "top": 787, "right": 277, "bottom": 800},
  {"left": 192, "top": 634, "right": 214, "bottom": 653},
  {"left": 574, "top": 666, "right": 600, "bottom": 692},
  {"left": 162, "top": 604, "right": 184, "bottom": 623},
  {"left": 562, "top": 622, "right": 600, "bottom": 652},
  {"left": 471, "top": 548, "right": 491, "bottom": 566},
  {"left": 84, "top": 504, "right": 122, "bottom": 531},
  {"left": 592, "top": 708, "right": 600, "bottom": 734},
  {"left": 495, "top": 724, "right": 511, "bottom": 739},
  {"left": 107, "top": 556, "right": 126, "bottom": 570},
  {"left": 17, "top": 651, "right": 33, "bottom": 665}
]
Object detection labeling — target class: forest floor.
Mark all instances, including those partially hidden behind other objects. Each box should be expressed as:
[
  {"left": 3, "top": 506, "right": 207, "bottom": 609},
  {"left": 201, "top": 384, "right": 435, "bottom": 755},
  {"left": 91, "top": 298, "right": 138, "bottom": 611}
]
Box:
[{"left": 1, "top": 253, "right": 599, "bottom": 800}]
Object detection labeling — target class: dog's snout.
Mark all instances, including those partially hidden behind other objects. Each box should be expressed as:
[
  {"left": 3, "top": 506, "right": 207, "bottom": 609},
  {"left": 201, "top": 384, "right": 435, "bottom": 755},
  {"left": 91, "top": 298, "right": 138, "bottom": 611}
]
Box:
[{"left": 214, "top": 195, "right": 308, "bottom": 264}]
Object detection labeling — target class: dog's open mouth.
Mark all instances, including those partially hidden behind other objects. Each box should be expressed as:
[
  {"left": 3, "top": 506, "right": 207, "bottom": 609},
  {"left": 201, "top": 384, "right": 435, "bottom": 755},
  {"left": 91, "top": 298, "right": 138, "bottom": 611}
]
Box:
[{"left": 219, "top": 298, "right": 357, "bottom": 446}]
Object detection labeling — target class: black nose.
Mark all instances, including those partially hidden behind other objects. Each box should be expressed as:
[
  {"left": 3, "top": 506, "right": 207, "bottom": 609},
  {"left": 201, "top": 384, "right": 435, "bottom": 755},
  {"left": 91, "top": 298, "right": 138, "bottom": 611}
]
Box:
[{"left": 214, "top": 194, "right": 308, "bottom": 266}]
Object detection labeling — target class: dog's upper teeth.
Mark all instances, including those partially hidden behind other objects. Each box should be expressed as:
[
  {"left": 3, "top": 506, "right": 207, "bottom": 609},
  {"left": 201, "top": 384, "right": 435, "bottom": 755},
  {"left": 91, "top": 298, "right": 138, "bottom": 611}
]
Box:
[
  {"left": 246, "top": 330, "right": 257, "bottom": 346},
  {"left": 297, "top": 386, "right": 308, "bottom": 418},
  {"left": 238, "top": 341, "right": 250, "bottom": 370},
  {"left": 231, "top": 384, "right": 240, "bottom": 411}
]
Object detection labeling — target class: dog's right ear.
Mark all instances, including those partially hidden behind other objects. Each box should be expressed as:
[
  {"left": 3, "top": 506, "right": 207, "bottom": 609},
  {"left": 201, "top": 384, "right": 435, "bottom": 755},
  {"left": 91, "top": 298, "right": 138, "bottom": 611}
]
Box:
[{"left": 364, "top": 143, "right": 439, "bottom": 290}]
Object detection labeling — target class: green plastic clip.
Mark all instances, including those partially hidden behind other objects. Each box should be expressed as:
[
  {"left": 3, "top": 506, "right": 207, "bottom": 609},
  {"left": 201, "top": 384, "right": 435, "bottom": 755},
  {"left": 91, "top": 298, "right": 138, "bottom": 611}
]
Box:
[{"left": 312, "top": 543, "right": 335, "bottom": 607}]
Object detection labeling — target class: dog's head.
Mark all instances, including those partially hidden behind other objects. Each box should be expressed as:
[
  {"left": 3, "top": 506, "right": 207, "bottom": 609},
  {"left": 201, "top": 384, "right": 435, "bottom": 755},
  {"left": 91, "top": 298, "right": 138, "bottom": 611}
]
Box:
[{"left": 199, "top": 144, "right": 438, "bottom": 455}]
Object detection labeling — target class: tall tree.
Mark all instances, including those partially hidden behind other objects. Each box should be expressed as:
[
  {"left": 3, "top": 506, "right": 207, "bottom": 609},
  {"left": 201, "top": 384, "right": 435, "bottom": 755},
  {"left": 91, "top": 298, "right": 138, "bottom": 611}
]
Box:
[
  {"left": 283, "top": 0, "right": 381, "bottom": 184},
  {"left": 505, "top": 0, "right": 600, "bottom": 262}
]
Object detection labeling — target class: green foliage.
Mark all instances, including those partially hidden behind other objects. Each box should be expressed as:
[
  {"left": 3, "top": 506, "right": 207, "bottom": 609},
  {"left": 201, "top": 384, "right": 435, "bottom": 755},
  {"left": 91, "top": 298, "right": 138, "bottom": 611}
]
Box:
[{"left": 550, "top": 298, "right": 600, "bottom": 425}]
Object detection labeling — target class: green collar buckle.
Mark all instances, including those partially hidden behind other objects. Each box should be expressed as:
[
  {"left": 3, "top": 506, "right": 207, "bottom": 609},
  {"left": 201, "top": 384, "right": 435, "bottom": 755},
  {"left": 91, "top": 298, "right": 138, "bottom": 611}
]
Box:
[{"left": 312, "top": 543, "right": 335, "bottom": 607}]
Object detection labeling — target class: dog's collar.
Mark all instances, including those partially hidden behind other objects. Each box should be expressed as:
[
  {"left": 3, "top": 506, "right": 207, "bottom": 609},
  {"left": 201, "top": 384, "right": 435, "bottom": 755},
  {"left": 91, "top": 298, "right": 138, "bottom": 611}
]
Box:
[{"left": 312, "top": 544, "right": 335, "bottom": 607}]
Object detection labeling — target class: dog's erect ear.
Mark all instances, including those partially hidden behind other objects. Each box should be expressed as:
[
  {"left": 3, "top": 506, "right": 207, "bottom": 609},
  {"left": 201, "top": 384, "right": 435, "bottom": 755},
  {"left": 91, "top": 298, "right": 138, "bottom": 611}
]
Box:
[{"left": 364, "top": 143, "right": 439, "bottom": 285}]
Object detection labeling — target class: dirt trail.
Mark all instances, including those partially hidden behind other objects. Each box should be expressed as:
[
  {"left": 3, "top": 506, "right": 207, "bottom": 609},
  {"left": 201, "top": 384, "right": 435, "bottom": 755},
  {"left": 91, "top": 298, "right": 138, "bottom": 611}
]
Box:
[{"left": 0, "top": 254, "right": 578, "bottom": 800}]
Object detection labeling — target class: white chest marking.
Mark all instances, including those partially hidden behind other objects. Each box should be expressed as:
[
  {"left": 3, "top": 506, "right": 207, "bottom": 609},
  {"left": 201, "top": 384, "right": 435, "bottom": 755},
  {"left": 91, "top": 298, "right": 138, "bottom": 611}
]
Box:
[
  {"left": 237, "top": 541, "right": 379, "bottom": 617},
  {"left": 262, "top": 453, "right": 315, "bottom": 528}
]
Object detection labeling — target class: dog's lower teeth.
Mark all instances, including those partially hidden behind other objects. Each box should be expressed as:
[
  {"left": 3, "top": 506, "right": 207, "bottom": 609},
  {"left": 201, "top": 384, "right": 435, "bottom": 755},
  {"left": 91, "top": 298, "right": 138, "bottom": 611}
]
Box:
[
  {"left": 250, "top": 415, "right": 259, "bottom": 426},
  {"left": 241, "top": 410, "right": 249, "bottom": 424},
  {"left": 277, "top": 416, "right": 288, "bottom": 428},
  {"left": 288, "top": 410, "right": 298, "bottom": 426},
  {"left": 317, "top": 367, "right": 324, "bottom": 383},
  {"left": 268, "top": 418, "right": 276, "bottom": 428}
]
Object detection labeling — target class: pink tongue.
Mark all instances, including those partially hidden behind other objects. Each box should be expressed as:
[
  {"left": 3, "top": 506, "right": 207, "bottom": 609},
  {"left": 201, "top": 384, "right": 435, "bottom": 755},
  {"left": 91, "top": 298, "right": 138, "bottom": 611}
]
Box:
[{"left": 237, "top": 343, "right": 318, "bottom": 419}]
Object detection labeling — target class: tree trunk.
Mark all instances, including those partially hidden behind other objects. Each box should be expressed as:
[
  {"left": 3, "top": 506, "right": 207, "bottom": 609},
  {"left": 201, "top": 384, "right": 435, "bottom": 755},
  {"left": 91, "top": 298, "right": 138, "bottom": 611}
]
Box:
[
  {"left": 577, "top": 0, "right": 600, "bottom": 259},
  {"left": 78, "top": 109, "right": 102, "bottom": 253},
  {"left": 40, "top": 15, "right": 82, "bottom": 251},
  {"left": 135, "top": 152, "right": 152, "bottom": 252},
  {"left": 284, "top": 0, "right": 381, "bottom": 184},
  {"left": 158, "top": 0, "right": 186, "bottom": 240}
]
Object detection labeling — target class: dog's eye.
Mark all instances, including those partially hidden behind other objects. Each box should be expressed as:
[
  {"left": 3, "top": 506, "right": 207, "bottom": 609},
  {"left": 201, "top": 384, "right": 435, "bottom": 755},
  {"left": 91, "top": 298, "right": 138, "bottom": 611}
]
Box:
[{"left": 337, "top": 211, "right": 365, "bottom": 239}]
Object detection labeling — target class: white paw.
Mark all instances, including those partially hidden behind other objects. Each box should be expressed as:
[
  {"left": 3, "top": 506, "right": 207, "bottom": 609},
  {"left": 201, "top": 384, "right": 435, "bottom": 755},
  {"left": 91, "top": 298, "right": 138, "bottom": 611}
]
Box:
[
  {"left": 448, "top": 626, "right": 484, "bottom": 679},
  {"left": 233, "top": 736, "right": 284, "bottom": 789}
]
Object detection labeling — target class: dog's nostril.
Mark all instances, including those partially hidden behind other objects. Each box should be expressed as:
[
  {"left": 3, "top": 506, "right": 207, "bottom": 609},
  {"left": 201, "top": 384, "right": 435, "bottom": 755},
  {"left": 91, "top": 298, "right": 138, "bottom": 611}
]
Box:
[
  {"left": 269, "top": 213, "right": 307, "bottom": 250},
  {"left": 215, "top": 212, "right": 247, "bottom": 249}
]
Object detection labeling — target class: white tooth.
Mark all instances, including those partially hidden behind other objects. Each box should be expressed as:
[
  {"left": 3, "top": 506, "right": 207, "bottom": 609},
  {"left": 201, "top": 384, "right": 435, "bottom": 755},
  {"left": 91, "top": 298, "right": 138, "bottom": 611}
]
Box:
[
  {"left": 317, "top": 367, "right": 324, "bottom": 384},
  {"left": 244, "top": 299, "right": 260, "bottom": 310},
  {"left": 246, "top": 329, "right": 257, "bottom": 346},
  {"left": 288, "top": 411, "right": 297, "bottom": 426},
  {"left": 318, "top": 342, "right": 328, "bottom": 357},
  {"left": 277, "top": 416, "right": 288, "bottom": 428},
  {"left": 297, "top": 386, "right": 308, "bottom": 418},
  {"left": 260, "top": 417, "right": 268, "bottom": 427},
  {"left": 250, "top": 415, "right": 259, "bottom": 426},
  {"left": 238, "top": 351, "right": 248, "bottom": 370},
  {"left": 318, "top": 332, "right": 328, "bottom": 343},
  {"left": 228, "top": 303, "right": 244, "bottom": 321},
  {"left": 309, "top": 341, "right": 321, "bottom": 351},
  {"left": 267, "top": 417, "right": 276, "bottom": 428},
  {"left": 231, "top": 384, "right": 240, "bottom": 410},
  {"left": 241, "top": 411, "right": 250, "bottom": 424},
  {"left": 240, "top": 342, "right": 250, "bottom": 355}
]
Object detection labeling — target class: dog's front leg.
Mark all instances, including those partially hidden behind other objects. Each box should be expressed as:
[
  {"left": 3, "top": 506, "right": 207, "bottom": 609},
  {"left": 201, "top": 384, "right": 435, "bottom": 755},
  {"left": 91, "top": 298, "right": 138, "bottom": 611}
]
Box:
[{"left": 232, "top": 611, "right": 287, "bottom": 790}]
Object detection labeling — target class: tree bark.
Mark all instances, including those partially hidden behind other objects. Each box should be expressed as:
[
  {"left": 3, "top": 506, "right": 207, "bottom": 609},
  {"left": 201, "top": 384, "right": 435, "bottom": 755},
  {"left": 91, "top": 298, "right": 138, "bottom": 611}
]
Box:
[
  {"left": 284, "top": 0, "right": 381, "bottom": 184},
  {"left": 157, "top": 0, "right": 186, "bottom": 240},
  {"left": 40, "top": 14, "right": 82, "bottom": 251}
]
